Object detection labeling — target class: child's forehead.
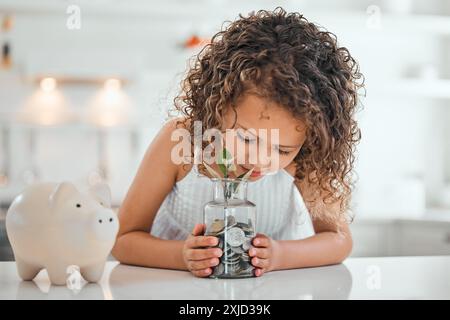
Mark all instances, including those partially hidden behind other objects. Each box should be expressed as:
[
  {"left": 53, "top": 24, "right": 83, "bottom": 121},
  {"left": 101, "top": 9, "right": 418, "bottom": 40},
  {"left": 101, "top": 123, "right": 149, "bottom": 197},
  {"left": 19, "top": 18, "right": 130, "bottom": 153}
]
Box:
[
  {"left": 223, "top": 94, "right": 306, "bottom": 144},
  {"left": 229, "top": 94, "right": 305, "bottom": 128}
]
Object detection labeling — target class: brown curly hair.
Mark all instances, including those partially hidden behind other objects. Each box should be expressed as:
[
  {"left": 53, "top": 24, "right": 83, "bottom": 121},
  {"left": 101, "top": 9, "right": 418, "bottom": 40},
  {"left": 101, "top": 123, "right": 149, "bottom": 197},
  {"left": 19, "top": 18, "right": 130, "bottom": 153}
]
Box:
[{"left": 173, "top": 7, "right": 364, "bottom": 225}]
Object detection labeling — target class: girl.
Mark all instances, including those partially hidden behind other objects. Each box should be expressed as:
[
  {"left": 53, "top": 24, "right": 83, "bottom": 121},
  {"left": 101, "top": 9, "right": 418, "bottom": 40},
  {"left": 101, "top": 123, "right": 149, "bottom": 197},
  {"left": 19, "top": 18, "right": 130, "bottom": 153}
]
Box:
[{"left": 112, "top": 8, "right": 363, "bottom": 277}]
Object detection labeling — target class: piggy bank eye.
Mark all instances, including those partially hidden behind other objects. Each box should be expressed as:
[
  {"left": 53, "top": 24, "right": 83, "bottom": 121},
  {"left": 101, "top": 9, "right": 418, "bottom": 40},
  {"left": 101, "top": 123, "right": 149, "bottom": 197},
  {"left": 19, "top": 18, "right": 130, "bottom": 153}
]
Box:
[{"left": 76, "top": 203, "right": 81, "bottom": 208}]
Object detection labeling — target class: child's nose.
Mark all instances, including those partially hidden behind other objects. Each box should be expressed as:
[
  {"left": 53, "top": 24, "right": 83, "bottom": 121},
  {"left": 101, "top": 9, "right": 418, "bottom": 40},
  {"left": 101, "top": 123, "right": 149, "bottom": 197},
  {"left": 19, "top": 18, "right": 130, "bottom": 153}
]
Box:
[{"left": 256, "top": 154, "right": 271, "bottom": 169}]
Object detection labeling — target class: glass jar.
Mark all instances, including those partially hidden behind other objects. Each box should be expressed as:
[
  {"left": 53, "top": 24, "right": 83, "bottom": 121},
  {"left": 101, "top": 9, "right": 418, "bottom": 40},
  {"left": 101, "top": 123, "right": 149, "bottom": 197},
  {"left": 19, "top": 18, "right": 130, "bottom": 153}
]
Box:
[{"left": 203, "top": 178, "right": 256, "bottom": 279}]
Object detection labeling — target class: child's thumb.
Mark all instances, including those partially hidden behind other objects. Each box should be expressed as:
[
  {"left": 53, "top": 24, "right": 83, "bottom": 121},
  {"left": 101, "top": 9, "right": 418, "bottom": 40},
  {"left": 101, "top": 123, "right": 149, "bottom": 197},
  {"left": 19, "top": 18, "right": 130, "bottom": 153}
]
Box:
[{"left": 191, "top": 223, "right": 206, "bottom": 237}]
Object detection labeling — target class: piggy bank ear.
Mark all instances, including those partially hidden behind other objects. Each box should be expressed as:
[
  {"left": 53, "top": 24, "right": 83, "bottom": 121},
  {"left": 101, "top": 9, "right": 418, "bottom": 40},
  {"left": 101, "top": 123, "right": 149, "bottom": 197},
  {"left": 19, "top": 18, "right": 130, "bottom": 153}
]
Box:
[
  {"left": 49, "top": 182, "right": 79, "bottom": 209},
  {"left": 88, "top": 182, "right": 112, "bottom": 208}
]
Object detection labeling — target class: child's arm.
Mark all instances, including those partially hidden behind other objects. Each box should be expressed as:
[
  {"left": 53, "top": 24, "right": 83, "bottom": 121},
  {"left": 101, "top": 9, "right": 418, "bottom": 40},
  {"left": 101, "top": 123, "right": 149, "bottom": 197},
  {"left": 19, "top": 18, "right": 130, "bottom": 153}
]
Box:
[
  {"left": 111, "top": 119, "right": 186, "bottom": 269},
  {"left": 112, "top": 119, "right": 222, "bottom": 275},
  {"left": 248, "top": 177, "right": 353, "bottom": 276}
]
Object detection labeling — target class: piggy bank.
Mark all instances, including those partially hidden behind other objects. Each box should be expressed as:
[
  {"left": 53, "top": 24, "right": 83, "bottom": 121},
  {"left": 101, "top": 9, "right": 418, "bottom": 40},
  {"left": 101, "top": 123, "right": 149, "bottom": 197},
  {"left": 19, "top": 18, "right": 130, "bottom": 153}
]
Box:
[{"left": 6, "top": 181, "right": 119, "bottom": 285}]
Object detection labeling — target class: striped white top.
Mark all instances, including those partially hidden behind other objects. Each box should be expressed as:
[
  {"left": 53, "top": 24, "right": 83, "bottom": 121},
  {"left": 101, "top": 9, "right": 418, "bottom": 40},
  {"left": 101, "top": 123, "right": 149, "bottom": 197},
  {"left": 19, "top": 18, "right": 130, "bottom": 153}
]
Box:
[{"left": 150, "top": 165, "right": 315, "bottom": 241}]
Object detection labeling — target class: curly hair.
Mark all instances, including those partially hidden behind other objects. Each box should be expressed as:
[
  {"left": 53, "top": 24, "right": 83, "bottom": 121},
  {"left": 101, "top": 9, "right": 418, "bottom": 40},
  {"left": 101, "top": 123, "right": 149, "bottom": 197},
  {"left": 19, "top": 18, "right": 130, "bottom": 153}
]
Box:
[{"left": 173, "top": 7, "right": 364, "bottom": 225}]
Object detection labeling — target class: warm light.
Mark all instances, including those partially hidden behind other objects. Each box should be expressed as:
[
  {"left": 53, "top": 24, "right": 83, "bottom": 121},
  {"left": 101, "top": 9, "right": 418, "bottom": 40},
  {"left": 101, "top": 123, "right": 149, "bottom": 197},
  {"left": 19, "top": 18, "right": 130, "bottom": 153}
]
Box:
[
  {"left": 104, "top": 78, "right": 121, "bottom": 91},
  {"left": 40, "top": 77, "right": 57, "bottom": 92},
  {"left": 86, "top": 79, "right": 132, "bottom": 127},
  {"left": 19, "top": 78, "right": 74, "bottom": 126}
]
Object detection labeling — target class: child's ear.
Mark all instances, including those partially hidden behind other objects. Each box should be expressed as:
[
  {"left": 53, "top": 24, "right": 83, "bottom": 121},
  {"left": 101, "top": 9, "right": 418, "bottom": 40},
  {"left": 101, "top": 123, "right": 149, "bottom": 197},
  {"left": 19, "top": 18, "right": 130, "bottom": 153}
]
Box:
[
  {"left": 49, "top": 182, "right": 79, "bottom": 209},
  {"left": 88, "top": 182, "right": 112, "bottom": 208}
]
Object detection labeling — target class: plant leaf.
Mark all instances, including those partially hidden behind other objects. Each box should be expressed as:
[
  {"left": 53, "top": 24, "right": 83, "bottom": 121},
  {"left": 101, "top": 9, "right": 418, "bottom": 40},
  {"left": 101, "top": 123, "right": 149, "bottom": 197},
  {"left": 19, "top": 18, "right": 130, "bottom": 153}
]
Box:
[
  {"left": 218, "top": 147, "right": 232, "bottom": 163},
  {"left": 237, "top": 167, "right": 254, "bottom": 180},
  {"left": 233, "top": 167, "right": 255, "bottom": 196},
  {"left": 218, "top": 163, "right": 227, "bottom": 177},
  {"left": 227, "top": 160, "right": 236, "bottom": 172},
  {"left": 222, "top": 148, "right": 232, "bottom": 161},
  {"left": 202, "top": 162, "right": 222, "bottom": 179}
]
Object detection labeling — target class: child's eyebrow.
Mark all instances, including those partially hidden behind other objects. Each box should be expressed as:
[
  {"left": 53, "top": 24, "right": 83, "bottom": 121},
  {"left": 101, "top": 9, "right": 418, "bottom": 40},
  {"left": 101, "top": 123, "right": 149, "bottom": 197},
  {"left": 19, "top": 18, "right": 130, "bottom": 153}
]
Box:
[{"left": 235, "top": 122, "right": 302, "bottom": 149}]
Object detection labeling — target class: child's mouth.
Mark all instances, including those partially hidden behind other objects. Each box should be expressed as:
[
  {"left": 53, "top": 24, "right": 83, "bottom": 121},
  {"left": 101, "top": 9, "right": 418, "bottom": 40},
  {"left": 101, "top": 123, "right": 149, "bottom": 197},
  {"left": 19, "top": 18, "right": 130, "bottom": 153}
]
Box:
[
  {"left": 250, "top": 170, "right": 261, "bottom": 177},
  {"left": 239, "top": 165, "right": 263, "bottom": 178}
]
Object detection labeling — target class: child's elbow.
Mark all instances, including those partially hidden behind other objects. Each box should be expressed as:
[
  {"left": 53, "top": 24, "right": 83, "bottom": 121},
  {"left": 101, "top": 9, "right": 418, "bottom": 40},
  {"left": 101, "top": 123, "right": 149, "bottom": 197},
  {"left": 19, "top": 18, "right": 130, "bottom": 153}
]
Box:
[
  {"left": 111, "top": 235, "right": 127, "bottom": 263},
  {"left": 335, "top": 233, "right": 353, "bottom": 264}
]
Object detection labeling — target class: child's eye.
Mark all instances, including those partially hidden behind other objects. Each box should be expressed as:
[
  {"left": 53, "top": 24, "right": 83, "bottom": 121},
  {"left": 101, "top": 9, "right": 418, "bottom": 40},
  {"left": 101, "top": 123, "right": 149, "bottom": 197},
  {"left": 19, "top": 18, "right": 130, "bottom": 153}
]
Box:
[
  {"left": 275, "top": 147, "right": 292, "bottom": 156},
  {"left": 237, "top": 132, "right": 256, "bottom": 144}
]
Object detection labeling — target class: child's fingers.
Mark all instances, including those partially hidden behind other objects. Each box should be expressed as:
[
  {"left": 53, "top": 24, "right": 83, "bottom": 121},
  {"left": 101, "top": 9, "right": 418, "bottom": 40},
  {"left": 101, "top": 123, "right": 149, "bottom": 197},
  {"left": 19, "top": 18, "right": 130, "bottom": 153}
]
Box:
[
  {"left": 252, "top": 234, "right": 270, "bottom": 247},
  {"left": 186, "top": 235, "right": 218, "bottom": 248},
  {"left": 187, "top": 257, "right": 220, "bottom": 271},
  {"left": 248, "top": 247, "right": 269, "bottom": 259},
  {"left": 251, "top": 257, "right": 269, "bottom": 269},
  {"left": 191, "top": 223, "right": 206, "bottom": 237},
  {"left": 186, "top": 248, "right": 222, "bottom": 260},
  {"left": 254, "top": 267, "right": 265, "bottom": 277},
  {"left": 191, "top": 268, "right": 212, "bottom": 278}
]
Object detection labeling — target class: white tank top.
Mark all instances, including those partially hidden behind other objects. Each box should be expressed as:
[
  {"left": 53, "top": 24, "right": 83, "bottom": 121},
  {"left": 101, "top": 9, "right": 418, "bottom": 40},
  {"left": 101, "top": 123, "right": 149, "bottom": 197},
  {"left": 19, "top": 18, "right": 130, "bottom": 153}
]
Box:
[{"left": 150, "top": 164, "right": 315, "bottom": 241}]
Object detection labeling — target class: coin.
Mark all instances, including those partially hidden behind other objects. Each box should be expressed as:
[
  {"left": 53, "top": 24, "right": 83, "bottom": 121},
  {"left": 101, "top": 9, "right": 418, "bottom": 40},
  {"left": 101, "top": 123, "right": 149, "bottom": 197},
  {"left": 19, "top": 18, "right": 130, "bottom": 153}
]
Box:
[
  {"left": 224, "top": 258, "right": 239, "bottom": 265},
  {"left": 212, "top": 263, "right": 224, "bottom": 276},
  {"left": 226, "top": 227, "right": 246, "bottom": 247},
  {"left": 217, "top": 238, "right": 224, "bottom": 249},
  {"left": 239, "top": 260, "right": 252, "bottom": 270},
  {"left": 210, "top": 219, "right": 225, "bottom": 234},
  {"left": 242, "top": 238, "right": 252, "bottom": 251},
  {"left": 241, "top": 254, "right": 250, "bottom": 262},
  {"left": 231, "top": 246, "right": 244, "bottom": 254},
  {"left": 225, "top": 215, "right": 236, "bottom": 228},
  {"left": 207, "top": 217, "right": 256, "bottom": 278}
]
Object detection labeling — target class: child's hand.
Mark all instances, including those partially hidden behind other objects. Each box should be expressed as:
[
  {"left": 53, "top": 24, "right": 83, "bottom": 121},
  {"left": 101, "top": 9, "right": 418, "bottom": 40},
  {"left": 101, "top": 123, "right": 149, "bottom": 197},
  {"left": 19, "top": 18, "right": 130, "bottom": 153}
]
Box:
[
  {"left": 182, "top": 223, "right": 223, "bottom": 278},
  {"left": 249, "top": 233, "right": 280, "bottom": 277}
]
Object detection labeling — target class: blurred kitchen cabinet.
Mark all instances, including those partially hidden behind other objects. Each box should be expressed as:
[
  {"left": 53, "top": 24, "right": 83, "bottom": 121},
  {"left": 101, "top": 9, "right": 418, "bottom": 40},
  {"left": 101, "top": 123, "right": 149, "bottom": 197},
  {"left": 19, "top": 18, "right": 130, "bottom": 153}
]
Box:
[
  {"left": 396, "top": 221, "right": 450, "bottom": 256},
  {"left": 350, "top": 219, "right": 397, "bottom": 257},
  {"left": 350, "top": 218, "right": 450, "bottom": 257}
]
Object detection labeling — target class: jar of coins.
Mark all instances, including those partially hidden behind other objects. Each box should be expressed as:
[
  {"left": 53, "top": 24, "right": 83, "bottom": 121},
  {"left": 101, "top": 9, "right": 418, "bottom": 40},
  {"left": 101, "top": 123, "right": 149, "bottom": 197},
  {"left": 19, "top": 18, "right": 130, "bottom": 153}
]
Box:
[{"left": 203, "top": 178, "right": 256, "bottom": 278}]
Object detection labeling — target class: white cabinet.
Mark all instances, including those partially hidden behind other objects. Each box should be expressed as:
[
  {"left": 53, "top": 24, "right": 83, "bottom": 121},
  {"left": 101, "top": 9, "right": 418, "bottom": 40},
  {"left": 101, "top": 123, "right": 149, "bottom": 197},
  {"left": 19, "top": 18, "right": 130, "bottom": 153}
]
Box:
[
  {"left": 396, "top": 221, "right": 450, "bottom": 256},
  {"left": 350, "top": 218, "right": 450, "bottom": 257},
  {"left": 350, "top": 219, "right": 395, "bottom": 257}
]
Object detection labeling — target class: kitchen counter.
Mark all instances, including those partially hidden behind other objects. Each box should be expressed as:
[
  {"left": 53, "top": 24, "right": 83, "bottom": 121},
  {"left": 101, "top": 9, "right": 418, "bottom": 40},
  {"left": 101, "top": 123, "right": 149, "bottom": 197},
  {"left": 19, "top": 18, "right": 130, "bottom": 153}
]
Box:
[{"left": 0, "top": 256, "right": 449, "bottom": 299}]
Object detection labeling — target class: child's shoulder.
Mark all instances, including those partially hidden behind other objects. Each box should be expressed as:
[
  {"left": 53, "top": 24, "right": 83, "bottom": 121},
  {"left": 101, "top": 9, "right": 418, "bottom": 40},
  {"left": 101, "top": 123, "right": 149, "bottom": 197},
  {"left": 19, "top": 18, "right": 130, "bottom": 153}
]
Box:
[
  {"left": 160, "top": 116, "right": 191, "bottom": 132},
  {"left": 158, "top": 116, "right": 195, "bottom": 182}
]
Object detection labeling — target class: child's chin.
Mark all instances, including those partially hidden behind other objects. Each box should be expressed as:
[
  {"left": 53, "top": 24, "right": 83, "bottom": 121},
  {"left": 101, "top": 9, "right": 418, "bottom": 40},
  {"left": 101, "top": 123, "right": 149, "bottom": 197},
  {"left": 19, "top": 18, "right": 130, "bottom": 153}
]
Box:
[{"left": 248, "top": 175, "right": 264, "bottom": 182}]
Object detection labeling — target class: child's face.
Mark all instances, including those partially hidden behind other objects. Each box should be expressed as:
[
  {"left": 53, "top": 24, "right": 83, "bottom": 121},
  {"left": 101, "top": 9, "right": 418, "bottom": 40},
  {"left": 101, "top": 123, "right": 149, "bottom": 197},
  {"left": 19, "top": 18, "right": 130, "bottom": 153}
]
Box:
[{"left": 222, "top": 94, "right": 306, "bottom": 181}]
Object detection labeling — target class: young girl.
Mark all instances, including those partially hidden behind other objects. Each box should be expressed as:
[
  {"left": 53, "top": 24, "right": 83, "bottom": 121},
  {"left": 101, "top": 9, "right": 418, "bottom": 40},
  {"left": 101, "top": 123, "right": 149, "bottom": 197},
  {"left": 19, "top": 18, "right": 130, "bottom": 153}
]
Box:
[{"left": 112, "top": 8, "right": 363, "bottom": 278}]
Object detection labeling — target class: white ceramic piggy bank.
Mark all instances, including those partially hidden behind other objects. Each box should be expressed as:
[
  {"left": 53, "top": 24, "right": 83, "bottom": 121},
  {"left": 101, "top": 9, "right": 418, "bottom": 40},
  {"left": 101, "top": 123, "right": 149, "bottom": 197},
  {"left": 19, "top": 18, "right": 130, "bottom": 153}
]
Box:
[{"left": 6, "top": 181, "right": 119, "bottom": 285}]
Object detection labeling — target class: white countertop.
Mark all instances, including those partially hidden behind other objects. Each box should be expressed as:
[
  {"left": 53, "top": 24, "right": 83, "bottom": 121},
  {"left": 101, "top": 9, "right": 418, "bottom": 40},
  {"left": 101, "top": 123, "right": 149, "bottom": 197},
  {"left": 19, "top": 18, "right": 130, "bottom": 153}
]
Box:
[{"left": 0, "top": 256, "right": 449, "bottom": 300}]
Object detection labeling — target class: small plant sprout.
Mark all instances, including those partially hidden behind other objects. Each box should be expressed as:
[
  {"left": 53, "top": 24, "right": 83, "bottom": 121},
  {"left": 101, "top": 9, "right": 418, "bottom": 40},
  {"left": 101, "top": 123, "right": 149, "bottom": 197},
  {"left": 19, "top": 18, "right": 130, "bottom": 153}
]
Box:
[{"left": 202, "top": 147, "right": 254, "bottom": 201}]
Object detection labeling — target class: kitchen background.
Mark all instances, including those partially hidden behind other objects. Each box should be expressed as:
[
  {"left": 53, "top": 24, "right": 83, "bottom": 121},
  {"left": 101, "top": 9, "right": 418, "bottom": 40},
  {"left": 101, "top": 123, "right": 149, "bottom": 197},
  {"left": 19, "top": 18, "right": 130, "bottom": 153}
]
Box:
[{"left": 0, "top": 0, "right": 450, "bottom": 260}]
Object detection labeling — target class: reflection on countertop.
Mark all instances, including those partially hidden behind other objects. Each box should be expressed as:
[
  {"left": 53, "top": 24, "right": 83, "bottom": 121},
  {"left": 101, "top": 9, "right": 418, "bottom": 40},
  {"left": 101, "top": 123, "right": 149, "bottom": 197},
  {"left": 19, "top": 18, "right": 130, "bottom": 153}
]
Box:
[{"left": 1, "top": 256, "right": 450, "bottom": 300}]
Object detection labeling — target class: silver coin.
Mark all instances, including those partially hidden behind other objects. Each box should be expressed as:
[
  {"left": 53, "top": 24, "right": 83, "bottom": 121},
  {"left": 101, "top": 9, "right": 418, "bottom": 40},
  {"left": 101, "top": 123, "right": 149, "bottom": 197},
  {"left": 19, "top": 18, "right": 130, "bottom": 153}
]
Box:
[
  {"left": 209, "top": 219, "right": 225, "bottom": 234},
  {"left": 226, "top": 227, "right": 246, "bottom": 247},
  {"left": 242, "top": 238, "right": 252, "bottom": 251},
  {"left": 224, "top": 246, "right": 235, "bottom": 256},
  {"left": 212, "top": 263, "right": 225, "bottom": 276},
  {"left": 239, "top": 260, "right": 252, "bottom": 269},
  {"left": 224, "top": 255, "right": 240, "bottom": 263},
  {"left": 231, "top": 246, "right": 245, "bottom": 254},
  {"left": 225, "top": 215, "right": 236, "bottom": 228},
  {"left": 217, "top": 238, "right": 224, "bottom": 249}
]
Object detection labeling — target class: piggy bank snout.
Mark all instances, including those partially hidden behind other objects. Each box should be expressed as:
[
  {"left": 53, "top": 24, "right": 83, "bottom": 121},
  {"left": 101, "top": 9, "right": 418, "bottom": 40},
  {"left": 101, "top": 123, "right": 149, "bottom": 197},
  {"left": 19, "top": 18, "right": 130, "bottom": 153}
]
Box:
[
  {"left": 92, "top": 209, "right": 119, "bottom": 242},
  {"left": 96, "top": 211, "right": 116, "bottom": 225}
]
